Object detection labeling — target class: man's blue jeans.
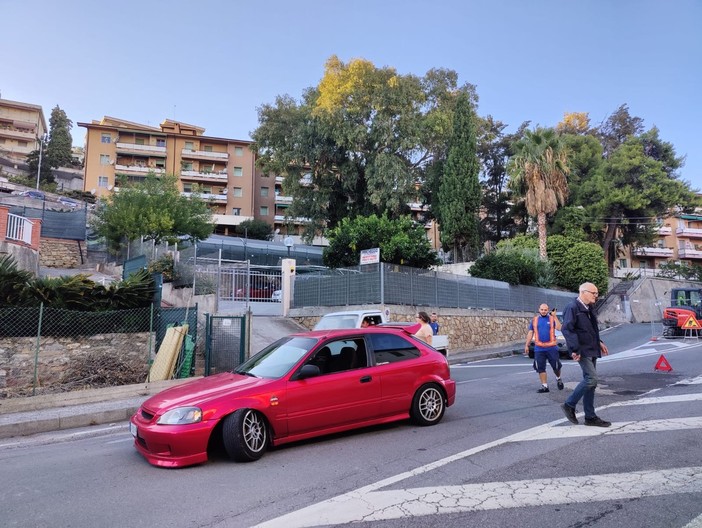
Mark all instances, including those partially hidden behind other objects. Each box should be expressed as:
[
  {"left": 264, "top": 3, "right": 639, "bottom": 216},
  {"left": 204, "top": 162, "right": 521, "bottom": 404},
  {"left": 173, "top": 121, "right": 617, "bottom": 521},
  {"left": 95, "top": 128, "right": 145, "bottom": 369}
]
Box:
[{"left": 565, "top": 356, "right": 598, "bottom": 419}]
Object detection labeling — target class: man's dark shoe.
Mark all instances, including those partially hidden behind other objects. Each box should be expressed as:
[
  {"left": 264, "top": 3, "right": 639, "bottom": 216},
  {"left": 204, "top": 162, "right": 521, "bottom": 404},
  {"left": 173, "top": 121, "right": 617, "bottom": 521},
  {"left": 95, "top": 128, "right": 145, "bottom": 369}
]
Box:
[
  {"left": 585, "top": 416, "right": 611, "bottom": 427},
  {"left": 557, "top": 379, "right": 564, "bottom": 390},
  {"left": 561, "top": 403, "right": 578, "bottom": 424},
  {"left": 537, "top": 386, "right": 549, "bottom": 393}
]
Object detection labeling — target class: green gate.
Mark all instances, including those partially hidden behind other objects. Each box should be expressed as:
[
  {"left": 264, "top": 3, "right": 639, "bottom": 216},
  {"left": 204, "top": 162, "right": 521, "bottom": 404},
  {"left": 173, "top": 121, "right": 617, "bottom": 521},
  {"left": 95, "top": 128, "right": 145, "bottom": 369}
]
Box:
[{"left": 204, "top": 313, "right": 247, "bottom": 376}]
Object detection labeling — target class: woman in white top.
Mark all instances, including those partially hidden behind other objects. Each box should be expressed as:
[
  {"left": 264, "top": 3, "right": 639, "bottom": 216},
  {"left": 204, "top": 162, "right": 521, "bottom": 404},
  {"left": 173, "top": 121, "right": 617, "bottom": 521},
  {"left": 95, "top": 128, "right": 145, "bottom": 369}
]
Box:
[{"left": 414, "top": 311, "right": 433, "bottom": 346}]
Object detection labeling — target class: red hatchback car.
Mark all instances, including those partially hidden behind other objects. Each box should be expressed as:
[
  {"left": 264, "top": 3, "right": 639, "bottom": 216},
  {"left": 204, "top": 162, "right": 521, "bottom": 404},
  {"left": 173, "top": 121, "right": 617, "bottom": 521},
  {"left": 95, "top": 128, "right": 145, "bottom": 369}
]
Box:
[{"left": 130, "top": 323, "right": 456, "bottom": 468}]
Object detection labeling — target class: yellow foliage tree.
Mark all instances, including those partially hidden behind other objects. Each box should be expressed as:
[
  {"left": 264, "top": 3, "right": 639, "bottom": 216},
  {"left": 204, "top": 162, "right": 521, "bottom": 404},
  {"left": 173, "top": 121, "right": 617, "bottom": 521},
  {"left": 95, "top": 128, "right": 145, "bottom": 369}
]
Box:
[{"left": 556, "top": 112, "right": 591, "bottom": 135}]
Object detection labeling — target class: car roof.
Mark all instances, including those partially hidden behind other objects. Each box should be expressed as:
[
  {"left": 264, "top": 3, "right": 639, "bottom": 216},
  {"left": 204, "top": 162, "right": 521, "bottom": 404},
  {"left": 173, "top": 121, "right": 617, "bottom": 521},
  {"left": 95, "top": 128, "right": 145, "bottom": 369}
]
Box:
[
  {"left": 294, "top": 323, "right": 421, "bottom": 340},
  {"left": 319, "top": 310, "right": 383, "bottom": 317}
]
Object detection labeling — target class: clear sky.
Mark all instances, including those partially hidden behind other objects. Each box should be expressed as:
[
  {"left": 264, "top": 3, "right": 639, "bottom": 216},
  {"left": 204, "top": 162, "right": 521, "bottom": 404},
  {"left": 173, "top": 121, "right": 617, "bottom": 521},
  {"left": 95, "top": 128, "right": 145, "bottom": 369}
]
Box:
[{"left": 3, "top": 0, "right": 700, "bottom": 188}]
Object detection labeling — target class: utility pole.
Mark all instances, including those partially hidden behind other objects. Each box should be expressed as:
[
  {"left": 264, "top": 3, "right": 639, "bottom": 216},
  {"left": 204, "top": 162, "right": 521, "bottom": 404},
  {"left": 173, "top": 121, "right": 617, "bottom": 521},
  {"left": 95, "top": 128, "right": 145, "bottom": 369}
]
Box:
[{"left": 35, "top": 133, "right": 47, "bottom": 190}]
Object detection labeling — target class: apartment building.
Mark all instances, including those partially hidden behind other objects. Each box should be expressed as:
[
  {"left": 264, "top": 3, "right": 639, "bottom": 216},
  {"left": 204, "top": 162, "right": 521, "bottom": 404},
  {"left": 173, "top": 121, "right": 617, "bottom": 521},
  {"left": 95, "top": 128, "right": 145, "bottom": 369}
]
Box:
[
  {"left": 78, "top": 117, "right": 276, "bottom": 235},
  {"left": 620, "top": 213, "right": 702, "bottom": 275},
  {"left": 0, "top": 98, "right": 47, "bottom": 161}
]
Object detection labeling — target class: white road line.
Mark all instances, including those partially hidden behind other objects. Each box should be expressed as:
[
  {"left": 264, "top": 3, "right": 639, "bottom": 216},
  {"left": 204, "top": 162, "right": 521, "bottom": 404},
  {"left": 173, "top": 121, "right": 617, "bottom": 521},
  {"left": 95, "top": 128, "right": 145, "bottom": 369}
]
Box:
[
  {"left": 254, "top": 388, "right": 702, "bottom": 528},
  {"left": 254, "top": 467, "right": 702, "bottom": 527}
]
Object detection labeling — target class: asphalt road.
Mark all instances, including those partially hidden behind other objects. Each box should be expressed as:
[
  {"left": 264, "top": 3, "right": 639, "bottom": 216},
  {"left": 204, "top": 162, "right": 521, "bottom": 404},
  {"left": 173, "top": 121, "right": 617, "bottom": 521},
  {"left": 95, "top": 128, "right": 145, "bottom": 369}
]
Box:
[{"left": 1, "top": 324, "right": 701, "bottom": 528}]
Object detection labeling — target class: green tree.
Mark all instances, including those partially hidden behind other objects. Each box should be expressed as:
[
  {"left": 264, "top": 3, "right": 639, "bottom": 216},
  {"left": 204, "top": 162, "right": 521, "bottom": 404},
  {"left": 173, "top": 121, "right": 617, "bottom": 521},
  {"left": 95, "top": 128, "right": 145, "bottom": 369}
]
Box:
[
  {"left": 46, "top": 105, "right": 74, "bottom": 168},
  {"left": 323, "top": 214, "right": 439, "bottom": 269},
  {"left": 508, "top": 128, "right": 570, "bottom": 260},
  {"left": 580, "top": 139, "right": 697, "bottom": 270},
  {"left": 558, "top": 241, "right": 608, "bottom": 294},
  {"left": 596, "top": 103, "right": 644, "bottom": 158},
  {"left": 91, "top": 173, "right": 214, "bottom": 253},
  {"left": 435, "top": 92, "right": 481, "bottom": 262},
  {"left": 235, "top": 218, "right": 273, "bottom": 241},
  {"left": 477, "top": 117, "right": 529, "bottom": 243},
  {"left": 25, "top": 136, "right": 53, "bottom": 186},
  {"left": 252, "top": 56, "right": 476, "bottom": 240}
]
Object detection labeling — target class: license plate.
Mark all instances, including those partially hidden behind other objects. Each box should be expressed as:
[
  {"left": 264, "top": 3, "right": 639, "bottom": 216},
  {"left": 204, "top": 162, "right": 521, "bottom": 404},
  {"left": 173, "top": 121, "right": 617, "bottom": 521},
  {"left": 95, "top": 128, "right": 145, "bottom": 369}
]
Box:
[{"left": 129, "top": 422, "right": 138, "bottom": 438}]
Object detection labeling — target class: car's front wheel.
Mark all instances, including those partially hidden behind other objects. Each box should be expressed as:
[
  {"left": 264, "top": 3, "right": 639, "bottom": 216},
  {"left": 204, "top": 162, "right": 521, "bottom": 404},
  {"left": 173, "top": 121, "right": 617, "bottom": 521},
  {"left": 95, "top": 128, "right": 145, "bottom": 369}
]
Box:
[
  {"left": 222, "top": 409, "right": 268, "bottom": 462},
  {"left": 410, "top": 383, "right": 445, "bottom": 426}
]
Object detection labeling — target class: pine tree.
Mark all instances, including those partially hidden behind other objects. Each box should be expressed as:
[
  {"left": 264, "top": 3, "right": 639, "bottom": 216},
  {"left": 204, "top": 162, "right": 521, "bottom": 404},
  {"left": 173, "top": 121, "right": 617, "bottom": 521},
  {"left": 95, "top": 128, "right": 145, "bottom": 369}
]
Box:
[
  {"left": 436, "top": 92, "right": 481, "bottom": 262},
  {"left": 46, "top": 105, "right": 74, "bottom": 168}
]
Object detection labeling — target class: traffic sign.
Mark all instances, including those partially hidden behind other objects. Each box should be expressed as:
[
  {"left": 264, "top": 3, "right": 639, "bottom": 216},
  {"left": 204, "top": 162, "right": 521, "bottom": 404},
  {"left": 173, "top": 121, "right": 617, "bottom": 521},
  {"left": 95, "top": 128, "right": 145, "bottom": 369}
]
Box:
[{"left": 682, "top": 315, "right": 701, "bottom": 329}]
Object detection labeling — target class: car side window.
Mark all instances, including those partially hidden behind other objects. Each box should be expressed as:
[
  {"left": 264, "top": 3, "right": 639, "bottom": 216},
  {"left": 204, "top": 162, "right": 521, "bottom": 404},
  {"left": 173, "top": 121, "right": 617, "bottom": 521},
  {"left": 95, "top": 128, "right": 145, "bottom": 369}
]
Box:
[
  {"left": 368, "top": 334, "right": 421, "bottom": 365},
  {"left": 307, "top": 339, "right": 368, "bottom": 375}
]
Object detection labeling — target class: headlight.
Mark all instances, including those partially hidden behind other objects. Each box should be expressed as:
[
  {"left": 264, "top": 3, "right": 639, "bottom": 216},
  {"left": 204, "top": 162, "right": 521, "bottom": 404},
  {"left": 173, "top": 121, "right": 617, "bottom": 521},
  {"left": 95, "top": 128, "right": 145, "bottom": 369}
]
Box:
[{"left": 157, "top": 407, "right": 203, "bottom": 425}]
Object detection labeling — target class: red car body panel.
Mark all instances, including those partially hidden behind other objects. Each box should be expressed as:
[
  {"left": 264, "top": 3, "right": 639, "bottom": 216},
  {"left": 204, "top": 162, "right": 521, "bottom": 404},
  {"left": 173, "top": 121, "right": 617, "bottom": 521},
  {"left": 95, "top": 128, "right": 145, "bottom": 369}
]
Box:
[{"left": 131, "top": 326, "right": 456, "bottom": 468}]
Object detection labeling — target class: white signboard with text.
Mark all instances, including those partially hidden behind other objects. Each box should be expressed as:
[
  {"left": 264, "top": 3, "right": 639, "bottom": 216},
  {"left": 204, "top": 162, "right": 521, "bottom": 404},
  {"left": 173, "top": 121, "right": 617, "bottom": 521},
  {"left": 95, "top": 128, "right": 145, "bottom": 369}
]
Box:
[{"left": 360, "top": 247, "right": 380, "bottom": 265}]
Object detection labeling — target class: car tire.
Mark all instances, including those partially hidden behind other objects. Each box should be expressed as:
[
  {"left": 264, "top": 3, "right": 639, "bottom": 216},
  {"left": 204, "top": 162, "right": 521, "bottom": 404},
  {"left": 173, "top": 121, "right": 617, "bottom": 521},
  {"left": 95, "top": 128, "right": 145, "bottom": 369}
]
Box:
[
  {"left": 410, "top": 383, "right": 445, "bottom": 426},
  {"left": 222, "top": 409, "right": 268, "bottom": 462}
]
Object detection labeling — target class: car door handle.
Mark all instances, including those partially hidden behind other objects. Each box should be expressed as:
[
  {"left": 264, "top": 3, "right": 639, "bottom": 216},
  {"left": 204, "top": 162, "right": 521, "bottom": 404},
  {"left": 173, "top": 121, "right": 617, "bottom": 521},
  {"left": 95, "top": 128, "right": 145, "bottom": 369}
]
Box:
[{"left": 360, "top": 375, "right": 372, "bottom": 383}]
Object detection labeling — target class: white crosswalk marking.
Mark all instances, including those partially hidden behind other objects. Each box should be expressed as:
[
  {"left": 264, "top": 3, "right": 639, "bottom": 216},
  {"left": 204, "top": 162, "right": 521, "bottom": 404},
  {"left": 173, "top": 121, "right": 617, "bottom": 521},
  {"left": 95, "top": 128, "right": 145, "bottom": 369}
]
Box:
[
  {"left": 254, "top": 380, "right": 702, "bottom": 528},
  {"left": 255, "top": 467, "right": 702, "bottom": 527}
]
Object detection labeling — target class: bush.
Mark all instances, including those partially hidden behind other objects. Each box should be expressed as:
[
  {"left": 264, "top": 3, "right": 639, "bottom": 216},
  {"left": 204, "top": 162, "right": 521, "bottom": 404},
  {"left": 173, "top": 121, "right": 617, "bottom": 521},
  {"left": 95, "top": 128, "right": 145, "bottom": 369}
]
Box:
[
  {"left": 559, "top": 242, "right": 608, "bottom": 293},
  {"left": 469, "top": 250, "right": 536, "bottom": 285}
]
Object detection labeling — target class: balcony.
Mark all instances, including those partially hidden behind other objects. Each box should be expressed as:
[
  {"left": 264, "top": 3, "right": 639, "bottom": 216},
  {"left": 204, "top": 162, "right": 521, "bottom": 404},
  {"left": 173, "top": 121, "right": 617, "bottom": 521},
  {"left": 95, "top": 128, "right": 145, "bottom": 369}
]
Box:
[
  {"left": 678, "top": 248, "right": 702, "bottom": 259},
  {"left": 274, "top": 194, "right": 293, "bottom": 205},
  {"left": 655, "top": 225, "right": 672, "bottom": 235},
  {"left": 116, "top": 142, "right": 167, "bottom": 156},
  {"left": 212, "top": 214, "right": 254, "bottom": 226},
  {"left": 181, "top": 191, "right": 227, "bottom": 203},
  {"left": 0, "top": 123, "right": 37, "bottom": 141},
  {"left": 274, "top": 214, "right": 310, "bottom": 224},
  {"left": 115, "top": 164, "right": 166, "bottom": 176},
  {"left": 181, "top": 170, "right": 228, "bottom": 181},
  {"left": 181, "top": 149, "right": 229, "bottom": 161},
  {"left": 632, "top": 246, "right": 674, "bottom": 257},
  {"left": 676, "top": 226, "right": 702, "bottom": 238}
]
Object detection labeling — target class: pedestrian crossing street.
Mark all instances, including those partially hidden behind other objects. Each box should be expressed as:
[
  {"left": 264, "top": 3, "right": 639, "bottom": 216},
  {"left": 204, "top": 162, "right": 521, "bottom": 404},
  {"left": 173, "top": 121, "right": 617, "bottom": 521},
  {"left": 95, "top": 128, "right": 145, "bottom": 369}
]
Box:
[{"left": 255, "top": 377, "right": 702, "bottom": 528}]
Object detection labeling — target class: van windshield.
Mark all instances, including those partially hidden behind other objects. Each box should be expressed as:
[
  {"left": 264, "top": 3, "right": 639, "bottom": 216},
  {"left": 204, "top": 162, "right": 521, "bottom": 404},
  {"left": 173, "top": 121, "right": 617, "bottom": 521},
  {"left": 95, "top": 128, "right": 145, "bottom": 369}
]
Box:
[{"left": 313, "top": 315, "right": 357, "bottom": 330}]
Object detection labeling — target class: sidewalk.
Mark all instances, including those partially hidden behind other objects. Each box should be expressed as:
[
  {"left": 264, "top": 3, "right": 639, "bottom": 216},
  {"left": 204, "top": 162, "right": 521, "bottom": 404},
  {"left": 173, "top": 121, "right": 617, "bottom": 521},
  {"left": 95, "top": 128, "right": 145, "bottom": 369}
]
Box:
[{"left": 0, "top": 342, "right": 523, "bottom": 440}]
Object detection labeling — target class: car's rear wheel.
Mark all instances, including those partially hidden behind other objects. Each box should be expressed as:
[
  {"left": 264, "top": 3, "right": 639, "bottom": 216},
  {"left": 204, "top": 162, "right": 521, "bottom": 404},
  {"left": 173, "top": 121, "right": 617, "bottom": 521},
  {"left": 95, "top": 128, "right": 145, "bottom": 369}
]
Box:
[
  {"left": 222, "top": 409, "right": 268, "bottom": 462},
  {"left": 410, "top": 383, "right": 445, "bottom": 426}
]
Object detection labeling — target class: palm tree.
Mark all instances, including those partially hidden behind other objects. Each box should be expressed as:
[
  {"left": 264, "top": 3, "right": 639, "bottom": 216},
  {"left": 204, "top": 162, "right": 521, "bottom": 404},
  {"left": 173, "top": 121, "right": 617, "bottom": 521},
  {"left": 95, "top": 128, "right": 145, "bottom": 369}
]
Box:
[{"left": 508, "top": 128, "right": 570, "bottom": 260}]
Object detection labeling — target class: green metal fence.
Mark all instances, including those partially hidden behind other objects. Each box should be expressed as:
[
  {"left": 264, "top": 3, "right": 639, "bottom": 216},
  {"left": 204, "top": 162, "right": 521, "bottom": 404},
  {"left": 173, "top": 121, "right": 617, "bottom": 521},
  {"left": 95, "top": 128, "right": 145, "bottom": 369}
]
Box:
[
  {"left": 0, "top": 303, "right": 198, "bottom": 398},
  {"left": 204, "top": 313, "right": 247, "bottom": 376}
]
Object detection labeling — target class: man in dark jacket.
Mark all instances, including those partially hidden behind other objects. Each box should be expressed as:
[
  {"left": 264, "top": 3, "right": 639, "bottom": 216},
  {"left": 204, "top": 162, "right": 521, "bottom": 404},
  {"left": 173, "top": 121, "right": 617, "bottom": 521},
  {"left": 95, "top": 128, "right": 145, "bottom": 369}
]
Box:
[{"left": 560, "top": 282, "right": 611, "bottom": 427}]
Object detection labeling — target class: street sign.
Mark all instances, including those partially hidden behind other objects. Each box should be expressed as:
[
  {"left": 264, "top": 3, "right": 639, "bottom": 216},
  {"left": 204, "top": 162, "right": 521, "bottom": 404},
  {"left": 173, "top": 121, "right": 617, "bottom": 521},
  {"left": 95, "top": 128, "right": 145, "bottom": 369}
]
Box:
[{"left": 360, "top": 247, "right": 380, "bottom": 265}]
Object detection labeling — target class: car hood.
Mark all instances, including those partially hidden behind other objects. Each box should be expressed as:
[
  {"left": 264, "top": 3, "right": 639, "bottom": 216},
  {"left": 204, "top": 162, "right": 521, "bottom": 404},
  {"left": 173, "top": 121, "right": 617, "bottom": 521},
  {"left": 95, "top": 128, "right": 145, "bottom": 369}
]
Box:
[{"left": 142, "top": 373, "right": 273, "bottom": 412}]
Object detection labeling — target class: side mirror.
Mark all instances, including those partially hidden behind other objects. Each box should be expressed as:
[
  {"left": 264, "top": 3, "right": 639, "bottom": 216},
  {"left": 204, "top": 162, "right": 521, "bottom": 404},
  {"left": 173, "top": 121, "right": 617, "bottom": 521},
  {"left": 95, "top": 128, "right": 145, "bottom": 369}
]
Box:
[{"left": 294, "top": 364, "right": 321, "bottom": 380}]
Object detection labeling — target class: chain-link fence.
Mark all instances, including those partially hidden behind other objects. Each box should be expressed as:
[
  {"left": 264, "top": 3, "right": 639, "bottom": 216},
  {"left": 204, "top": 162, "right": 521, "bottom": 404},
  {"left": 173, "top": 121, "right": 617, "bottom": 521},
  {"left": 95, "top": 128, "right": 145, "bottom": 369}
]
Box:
[
  {"left": 0, "top": 303, "right": 198, "bottom": 398},
  {"left": 292, "top": 263, "right": 575, "bottom": 312}
]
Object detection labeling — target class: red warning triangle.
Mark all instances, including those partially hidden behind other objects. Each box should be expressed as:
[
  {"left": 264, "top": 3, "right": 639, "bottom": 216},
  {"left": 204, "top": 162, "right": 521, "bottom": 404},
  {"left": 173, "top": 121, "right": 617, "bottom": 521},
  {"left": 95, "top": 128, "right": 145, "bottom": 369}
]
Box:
[
  {"left": 654, "top": 355, "right": 673, "bottom": 372},
  {"left": 682, "top": 315, "right": 701, "bottom": 329}
]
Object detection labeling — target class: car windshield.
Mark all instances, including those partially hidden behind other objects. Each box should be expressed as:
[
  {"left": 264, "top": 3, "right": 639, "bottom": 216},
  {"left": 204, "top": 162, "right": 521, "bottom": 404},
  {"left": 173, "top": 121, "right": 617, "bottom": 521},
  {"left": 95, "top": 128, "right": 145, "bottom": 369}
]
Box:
[
  {"left": 235, "top": 336, "right": 318, "bottom": 378},
  {"left": 314, "top": 315, "right": 357, "bottom": 330}
]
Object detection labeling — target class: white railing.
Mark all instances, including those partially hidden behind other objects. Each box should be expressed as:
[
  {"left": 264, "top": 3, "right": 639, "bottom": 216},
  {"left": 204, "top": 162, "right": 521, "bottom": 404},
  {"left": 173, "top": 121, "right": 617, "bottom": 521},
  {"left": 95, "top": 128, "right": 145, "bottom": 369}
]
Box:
[
  {"left": 6, "top": 213, "right": 33, "bottom": 244},
  {"left": 115, "top": 142, "right": 167, "bottom": 154},
  {"left": 181, "top": 149, "right": 228, "bottom": 160},
  {"left": 676, "top": 227, "right": 702, "bottom": 238},
  {"left": 115, "top": 164, "right": 166, "bottom": 175},
  {"left": 632, "top": 246, "right": 674, "bottom": 257},
  {"left": 678, "top": 248, "right": 702, "bottom": 259},
  {"left": 181, "top": 170, "right": 228, "bottom": 180}
]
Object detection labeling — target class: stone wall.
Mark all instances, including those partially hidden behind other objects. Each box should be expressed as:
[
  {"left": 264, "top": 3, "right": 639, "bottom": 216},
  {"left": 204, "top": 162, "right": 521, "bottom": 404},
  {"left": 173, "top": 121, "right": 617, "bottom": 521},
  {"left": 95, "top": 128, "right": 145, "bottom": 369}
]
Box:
[
  {"left": 290, "top": 305, "right": 532, "bottom": 352},
  {"left": 39, "top": 237, "right": 82, "bottom": 268},
  {"left": 0, "top": 332, "right": 150, "bottom": 397}
]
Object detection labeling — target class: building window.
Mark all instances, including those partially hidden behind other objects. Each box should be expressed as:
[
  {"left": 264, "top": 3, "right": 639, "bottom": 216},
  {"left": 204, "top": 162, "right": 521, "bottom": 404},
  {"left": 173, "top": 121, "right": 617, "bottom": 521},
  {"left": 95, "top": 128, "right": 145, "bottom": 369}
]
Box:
[
  {"left": 638, "top": 261, "right": 647, "bottom": 269},
  {"left": 233, "top": 187, "right": 243, "bottom": 197},
  {"left": 619, "top": 258, "right": 627, "bottom": 268},
  {"left": 135, "top": 138, "right": 145, "bottom": 145},
  {"left": 201, "top": 186, "right": 212, "bottom": 194},
  {"left": 155, "top": 160, "right": 165, "bottom": 168},
  {"left": 260, "top": 206, "right": 269, "bottom": 216},
  {"left": 261, "top": 187, "right": 269, "bottom": 197},
  {"left": 204, "top": 145, "right": 212, "bottom": 152},
  {"left": 100, "top": 154, "right": 110, "bottom": 165},
  {"left": 18, "top": 140, "right": 28, "bottom": 148},
  {"left": 98, "top": 176, "right": 109, "bottom": 188},
  {"left": 182, "top": 162, "right": 193, "bottom": 171},
  {"left": 156, "top": 138, "right": 165, "bottom": 147},
  {"left": 232, "top": 207, "right": 241, "bottom": 215},
  {"left": 183, "top": 183, "right": 193, "bottom": 193},
  {"left": 235, "top": 147, "right": 244, "bottom": 157},
  {"left": 233, "top": 167, "right": 243, "bottom": 177},
  {"left": 101, "top": 133, "right": 111, "bottom": 144},
  {"left": 185, "top": 141, "right": 194, "bottom": 151}
]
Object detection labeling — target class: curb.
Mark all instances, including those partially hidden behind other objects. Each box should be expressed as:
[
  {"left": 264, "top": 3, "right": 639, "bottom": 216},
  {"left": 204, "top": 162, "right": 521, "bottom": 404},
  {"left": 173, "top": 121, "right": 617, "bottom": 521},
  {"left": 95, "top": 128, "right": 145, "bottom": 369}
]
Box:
[{"left": 0, "top": 345, "right": 524, "bottom": 440}]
